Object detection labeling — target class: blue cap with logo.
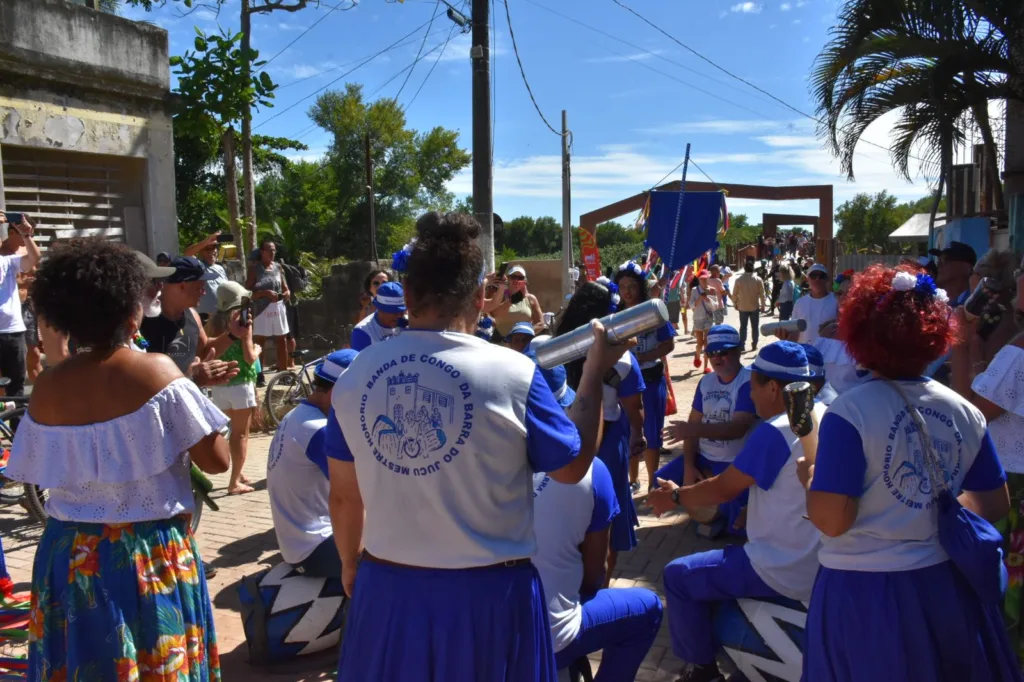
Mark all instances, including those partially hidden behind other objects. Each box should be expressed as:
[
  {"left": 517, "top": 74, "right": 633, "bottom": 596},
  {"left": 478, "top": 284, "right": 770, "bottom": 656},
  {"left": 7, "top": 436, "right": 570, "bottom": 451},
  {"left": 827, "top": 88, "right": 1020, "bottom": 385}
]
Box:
[
  {"left": 508, "top": 321, "right": 536, "bottom": 338},
  {"left": 751, "top": 341, "right": 812, "bottom": 383},
  {"left": 315, "top": 349, "right": 358, "bottom": 384},
  {"left": 373, "top": 281, "right": 406, "bottom": 314},
  {"left": 705, "top": 324, "right": 741, "bottom": 353}
]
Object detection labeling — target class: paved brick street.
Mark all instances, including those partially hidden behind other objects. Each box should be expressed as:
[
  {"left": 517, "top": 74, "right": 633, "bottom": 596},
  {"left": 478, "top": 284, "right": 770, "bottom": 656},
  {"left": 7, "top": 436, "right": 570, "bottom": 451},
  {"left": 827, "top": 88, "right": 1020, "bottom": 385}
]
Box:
[{"left": 0, "top": 306, "right": 759, "bottom": 681}]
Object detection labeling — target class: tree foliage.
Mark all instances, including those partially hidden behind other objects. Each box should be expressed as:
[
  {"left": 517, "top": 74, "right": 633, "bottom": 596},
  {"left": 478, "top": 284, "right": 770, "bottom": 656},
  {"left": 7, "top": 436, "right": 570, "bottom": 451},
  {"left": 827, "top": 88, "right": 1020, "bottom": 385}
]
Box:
[{"left": 835, "top": 191, "right": 947, "bottom": 252}]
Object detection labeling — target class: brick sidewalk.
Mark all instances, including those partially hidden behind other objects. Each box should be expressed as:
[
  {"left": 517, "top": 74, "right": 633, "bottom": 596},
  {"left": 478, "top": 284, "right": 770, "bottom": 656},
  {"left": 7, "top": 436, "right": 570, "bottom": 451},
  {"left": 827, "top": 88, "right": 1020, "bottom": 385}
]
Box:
[{"left": 0, "top": 306, "right": 757, "bottom": 681}]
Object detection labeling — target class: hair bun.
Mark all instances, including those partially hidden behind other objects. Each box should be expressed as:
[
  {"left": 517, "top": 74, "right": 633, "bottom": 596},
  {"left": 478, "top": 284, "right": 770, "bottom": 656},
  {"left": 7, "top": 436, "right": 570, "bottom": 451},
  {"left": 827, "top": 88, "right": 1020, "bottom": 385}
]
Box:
[{"left": 416, "top": 211, "right": 480, "bottom": 243}]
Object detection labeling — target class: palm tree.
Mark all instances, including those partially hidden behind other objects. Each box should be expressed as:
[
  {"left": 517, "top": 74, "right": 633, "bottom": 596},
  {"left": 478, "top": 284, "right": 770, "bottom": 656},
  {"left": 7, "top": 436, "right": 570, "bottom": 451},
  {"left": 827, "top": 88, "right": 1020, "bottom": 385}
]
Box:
[
  {"left": 98, "top": 0, "right": 120, "bottom": 12},
  {"left": 812, "top": 0, "right": 1024, "bottom": 226}
]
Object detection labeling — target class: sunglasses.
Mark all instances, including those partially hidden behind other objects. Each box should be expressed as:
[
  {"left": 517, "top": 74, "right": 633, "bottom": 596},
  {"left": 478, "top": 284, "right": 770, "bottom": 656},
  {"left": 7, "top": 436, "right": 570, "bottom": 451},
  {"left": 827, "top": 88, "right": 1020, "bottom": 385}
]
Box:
[
  {"left": 707, "top": 350, "right": 731, "bottom": 359},
  {"left": 809, "top": 272, "right": 827, "bottom": 280},
  {"left": 508, "top": 274, "right": 526, "bottom": 281}
]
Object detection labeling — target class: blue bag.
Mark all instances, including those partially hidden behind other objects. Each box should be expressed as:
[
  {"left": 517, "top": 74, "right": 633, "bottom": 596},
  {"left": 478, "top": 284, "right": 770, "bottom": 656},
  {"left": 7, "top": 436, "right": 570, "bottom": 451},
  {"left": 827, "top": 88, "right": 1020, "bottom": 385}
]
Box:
[{"left": 890, "top": 381, "right": 1007, "bottom": 605}]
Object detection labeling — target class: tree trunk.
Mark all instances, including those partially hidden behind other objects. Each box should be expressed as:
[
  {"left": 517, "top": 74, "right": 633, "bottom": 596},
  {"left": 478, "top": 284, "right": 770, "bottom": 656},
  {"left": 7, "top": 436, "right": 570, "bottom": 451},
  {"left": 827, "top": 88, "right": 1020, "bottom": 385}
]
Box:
[
  {"left": 974, "top": 104, "right": 1005, "bottom": 216},
  {"left": 241, "top": 0, "right": 258, "bottom": 258},
  {"left": 929, "top": 128, "right": 951, "bottom": 245},
  {"left": 223, "top": 127, "right": 242, "bottom": 246}
]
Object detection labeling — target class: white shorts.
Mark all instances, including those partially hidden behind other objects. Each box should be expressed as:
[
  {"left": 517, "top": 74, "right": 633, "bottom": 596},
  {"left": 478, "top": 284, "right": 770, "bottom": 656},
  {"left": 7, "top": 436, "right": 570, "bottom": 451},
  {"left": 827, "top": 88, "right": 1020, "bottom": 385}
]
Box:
[
  {"left": 253, "top": 299, "right": 290, "bottom": 337},
  {"left": 210, "top": 383, "right": 257, "bottom": 411}
]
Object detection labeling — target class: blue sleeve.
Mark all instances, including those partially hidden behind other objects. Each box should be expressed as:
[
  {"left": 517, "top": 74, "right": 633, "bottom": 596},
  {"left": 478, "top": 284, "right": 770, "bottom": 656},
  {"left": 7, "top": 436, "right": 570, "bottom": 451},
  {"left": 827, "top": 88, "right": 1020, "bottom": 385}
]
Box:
[
  {"left": 809, "top": 413, "right": 867, "bottom": 497},
  {"left": 586, "top": 459, "right": 620, "bottom": 533},
  {"left": 304, "top": 427, "right": 330, "bottom": 478},
  {"left": 656, "top": 321, "right": 677, "bottom": 342},
  {"left": 732, "top": 421, "right": 792, "bottom": 490},
  {"left": 961, "top": 431, "right": 1007, "bottom": 492},
  {"left": 618, "top": 355, "right": 644, "bottom": 398},
  {"left": 692, "top": 377, "right": 704, "bottom": 412},
  {"left": 349, "top": 328, "right": 371, "bottom": 351},
  {"left": 734, "top": 380, "right": 755, "bottom": 415},
  {"left": 525, "top": 367, "right": 582, "bottom": 473},
  {"left": 323, "top": 406, "right": 354, "bottom": 462}
]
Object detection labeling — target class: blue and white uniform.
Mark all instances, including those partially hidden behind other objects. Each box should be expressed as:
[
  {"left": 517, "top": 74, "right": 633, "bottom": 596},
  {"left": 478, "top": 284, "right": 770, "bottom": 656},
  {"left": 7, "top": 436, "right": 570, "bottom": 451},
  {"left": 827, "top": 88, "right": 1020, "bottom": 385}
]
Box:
[
  {"left": 806, "top": 378, "right": 1021, "bottom": 682},
  {"left": 812, "top": 336, "right": 871, "bottom": 397},
  {"left": 533, "top": 459, "right": 663, "bottom": 679},
  {"left": 663, "top": 410, "right": 822, "bottom": 667},
  {"left": 324, "top": 330, "right": 581, "bottom": 682},
  {"left": 632, "top": 320, "right": 677, "bottom": 450},
  {"left": 598, "top": 353, "right": 645, "bottom": 552},
  {"left": 349, "top": 312, "right": 402, "bottom": 351},
  {"left": 267, "top": 401, "right": 331, "bottom": 567}
]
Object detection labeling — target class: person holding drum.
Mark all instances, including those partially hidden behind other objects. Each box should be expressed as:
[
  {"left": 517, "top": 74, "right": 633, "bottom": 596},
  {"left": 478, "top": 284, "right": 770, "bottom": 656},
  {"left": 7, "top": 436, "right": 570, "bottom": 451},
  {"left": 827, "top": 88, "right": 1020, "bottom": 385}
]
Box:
[
  {"left": 650, "top": 342, "right": 823, "bottom": 682},
  {"left": 323, "top": 211, "right": 630, "bottom": 682}
]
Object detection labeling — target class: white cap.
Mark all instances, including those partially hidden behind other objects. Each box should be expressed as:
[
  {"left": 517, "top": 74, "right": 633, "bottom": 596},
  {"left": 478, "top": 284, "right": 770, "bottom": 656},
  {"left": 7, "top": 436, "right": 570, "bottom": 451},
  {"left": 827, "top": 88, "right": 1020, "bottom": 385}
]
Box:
[{"left": 808, "top": 263, "right": 828, "bottom": 275}]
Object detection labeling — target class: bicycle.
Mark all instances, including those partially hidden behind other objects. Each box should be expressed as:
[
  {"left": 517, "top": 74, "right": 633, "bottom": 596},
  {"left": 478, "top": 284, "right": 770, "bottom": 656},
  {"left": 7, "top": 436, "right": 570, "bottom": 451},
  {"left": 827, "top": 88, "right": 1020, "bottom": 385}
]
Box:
[{"left": 263, "top": 349, "right": 326, "bottom": 428}]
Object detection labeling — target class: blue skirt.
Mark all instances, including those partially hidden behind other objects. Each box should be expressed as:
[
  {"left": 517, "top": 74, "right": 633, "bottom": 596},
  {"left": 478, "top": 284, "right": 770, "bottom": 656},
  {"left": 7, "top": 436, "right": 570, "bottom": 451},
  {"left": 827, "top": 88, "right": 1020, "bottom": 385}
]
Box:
[
  {"left": 641, "top": 375, "right": 667, "bottom": 450},
  {"left": 805, "top": 562, "right": 1023, "bottom": 682},
  {"left": 338, "top": 558, "right": 557, "bottom": 682},
  {"left": 598, "top": 413, "right": 639, "bottom": 552}
]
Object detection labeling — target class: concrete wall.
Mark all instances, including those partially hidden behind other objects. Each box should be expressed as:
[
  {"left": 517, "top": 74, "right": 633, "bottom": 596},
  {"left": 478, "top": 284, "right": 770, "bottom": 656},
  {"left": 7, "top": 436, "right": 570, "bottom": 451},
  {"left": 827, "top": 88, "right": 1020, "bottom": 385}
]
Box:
[{"left": 0, "top": 0, "right": 176, "bottom": 256}]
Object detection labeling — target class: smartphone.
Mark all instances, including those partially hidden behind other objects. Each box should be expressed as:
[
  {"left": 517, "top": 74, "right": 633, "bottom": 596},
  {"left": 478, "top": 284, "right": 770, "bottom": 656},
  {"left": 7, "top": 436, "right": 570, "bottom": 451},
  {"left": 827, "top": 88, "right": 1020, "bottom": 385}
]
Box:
[
  {"left": 240, "top": 305, "right": 251, "bottom": 327},
  {"left": 496, "top": 261, "right": 510, "bottom": 278},
  {"left": 216, "top": 233, "right": 235, "bottom": 244},
  {"left": 2, "top": 212, "right": 23, "bottom": 226}
]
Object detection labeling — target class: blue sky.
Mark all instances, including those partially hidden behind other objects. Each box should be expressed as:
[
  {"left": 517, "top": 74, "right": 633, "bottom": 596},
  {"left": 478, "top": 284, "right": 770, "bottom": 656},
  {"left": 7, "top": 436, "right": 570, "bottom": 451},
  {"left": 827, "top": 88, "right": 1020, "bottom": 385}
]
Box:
[{"left": 124, "top": 0, "right": 940, "bottom": 228}]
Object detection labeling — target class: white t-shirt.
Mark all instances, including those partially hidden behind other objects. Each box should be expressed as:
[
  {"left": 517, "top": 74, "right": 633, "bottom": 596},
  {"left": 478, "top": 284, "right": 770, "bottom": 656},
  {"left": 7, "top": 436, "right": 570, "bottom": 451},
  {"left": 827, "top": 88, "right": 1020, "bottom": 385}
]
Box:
[
  {"left": 811, "top": 378, "right": 1005, "bottom": 572},
  {"left": 791, "top": 293, "right": 838, "bottom": 344},
  {"left": 602, "top": 353, "right": 645, "bottom": 422},
  {"left": 532, "top": 459, "right": 618, "bottom": 652},
  {"left": 972, "top": 345, "right": 1024, "bottom": 474},
  {"left": 267, "top": 401, "right": 331, "bottom": 564},
  {"left": 732, "top": 408, "right": 823, "bottom": 600},
  {"left": 350, "top": 312, "right": 402, "bottom": 351},
  {"left": 0, "top": 255, "right": 25, "bottom": 334},
  {"left": 811, "top": 337, "right": 872, "bottom": 397},
  {"left": 692, "top": 366, "right": 756, "bottom": 463},
  {"left": 324, "top": 330, "right": 581, "bottom": 568}
]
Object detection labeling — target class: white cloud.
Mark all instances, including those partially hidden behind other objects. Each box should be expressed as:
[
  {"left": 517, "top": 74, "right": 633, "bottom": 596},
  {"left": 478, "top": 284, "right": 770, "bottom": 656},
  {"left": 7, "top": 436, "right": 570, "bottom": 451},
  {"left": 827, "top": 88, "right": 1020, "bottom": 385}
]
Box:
[
  {"left": 780, "top": 2, "right": 792, "bottom": 10},
  {"left": 283, "top": 148, "right": 328, "bottom": 164},
  {"left": 796, "top": 0, "right": 808, "bottom": 6},
  {"left": 731, "top": 2, "right": 763, "bottom": 13},
  {"left": 584, "top": 50, "right": 666, "bottom": 64},
  {"left": 793, "top": 19, "right": 802, "bottom": 24},
  {"left": 280, "top": 62, "right": 337, "bottom": 79},
  {"left": 277, "top": 21, "right": 303, "bottom": 30},
  {"left": 769, "top": 23, "right": 778, "bottom": 29},
  {"left": 637, "top": 119, "right": 807, "bottom": 136}
]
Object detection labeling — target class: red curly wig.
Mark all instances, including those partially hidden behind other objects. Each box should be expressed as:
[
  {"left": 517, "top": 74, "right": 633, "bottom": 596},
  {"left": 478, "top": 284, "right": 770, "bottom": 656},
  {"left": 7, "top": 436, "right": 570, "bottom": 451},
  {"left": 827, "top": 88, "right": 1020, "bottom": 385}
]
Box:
[{"left": 839, "top": 263, "right": 956, "bottom": 379}]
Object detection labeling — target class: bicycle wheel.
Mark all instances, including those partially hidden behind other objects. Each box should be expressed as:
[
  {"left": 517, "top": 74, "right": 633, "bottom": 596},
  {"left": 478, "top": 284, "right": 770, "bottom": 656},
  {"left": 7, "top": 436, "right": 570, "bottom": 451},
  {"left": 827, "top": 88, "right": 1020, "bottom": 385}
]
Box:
[
  {"left": 264, "top": 371, "right": 308, "bottom": 427},
  {"left": 21, "top": 486, "right": 46, "bottom": 526}
]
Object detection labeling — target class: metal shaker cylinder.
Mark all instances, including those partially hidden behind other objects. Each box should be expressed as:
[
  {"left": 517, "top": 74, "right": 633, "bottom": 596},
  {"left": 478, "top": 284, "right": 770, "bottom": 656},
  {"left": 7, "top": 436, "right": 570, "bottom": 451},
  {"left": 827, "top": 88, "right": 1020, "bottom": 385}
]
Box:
[
  {"left": 760, "top": 318, "right": 808, "bottom": 337},
  {"left": 534, "top": 299, "right": 669, "bottom": 370}
]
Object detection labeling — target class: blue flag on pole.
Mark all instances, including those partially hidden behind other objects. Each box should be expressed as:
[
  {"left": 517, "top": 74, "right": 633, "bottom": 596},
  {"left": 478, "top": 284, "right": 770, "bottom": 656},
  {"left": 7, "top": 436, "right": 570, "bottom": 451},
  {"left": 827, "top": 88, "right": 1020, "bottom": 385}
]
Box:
[{"left": 646, "top": 191, "right": 724, "bottom": 270}]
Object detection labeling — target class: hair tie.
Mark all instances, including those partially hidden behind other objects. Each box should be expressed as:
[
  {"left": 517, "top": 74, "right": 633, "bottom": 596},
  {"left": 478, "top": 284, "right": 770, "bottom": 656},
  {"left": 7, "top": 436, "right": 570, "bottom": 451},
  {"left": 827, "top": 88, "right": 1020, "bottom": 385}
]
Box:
[
  {"left": 391, "top": 238, "right": 417, "bottom": 273},
  {"left": 617, "top": 261, "right": 643, "bottom": 278},
  {"left": 596, "top": 276, "right": 621, "bottom": 313},
  {"left": 890, "top": 271, "right": 948, "bottom": 304}
]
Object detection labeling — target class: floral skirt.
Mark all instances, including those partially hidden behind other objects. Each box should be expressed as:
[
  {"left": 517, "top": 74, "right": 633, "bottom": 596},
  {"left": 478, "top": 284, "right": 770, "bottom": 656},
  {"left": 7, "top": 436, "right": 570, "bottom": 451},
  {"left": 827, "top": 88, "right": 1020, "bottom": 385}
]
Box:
[
  {"left": 28, "top": 516, "right": 219, "bottom": 682},
  {"left": 998, "top": 472, "right": 1024, "bottom": 669}
]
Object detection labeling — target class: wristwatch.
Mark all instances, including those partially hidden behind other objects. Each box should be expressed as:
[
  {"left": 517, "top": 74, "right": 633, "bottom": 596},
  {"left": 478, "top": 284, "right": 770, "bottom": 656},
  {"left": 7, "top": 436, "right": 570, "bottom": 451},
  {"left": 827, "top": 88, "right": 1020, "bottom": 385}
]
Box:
[{"left": 671, "top": 488, "right": 681, "bottom": 506}]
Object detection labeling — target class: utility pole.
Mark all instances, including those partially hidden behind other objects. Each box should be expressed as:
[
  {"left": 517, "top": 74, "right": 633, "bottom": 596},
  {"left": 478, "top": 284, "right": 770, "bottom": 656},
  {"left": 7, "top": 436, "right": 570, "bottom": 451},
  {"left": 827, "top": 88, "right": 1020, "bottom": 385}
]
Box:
[
  {"left": 365, "top": 131, "right": 378, "bottom": 265},
  {"left": 471, "top": 0, "right": 494, "bottom": 271},
  {"left": 561, "top": 110, "right": 573, "bottom": 300}
]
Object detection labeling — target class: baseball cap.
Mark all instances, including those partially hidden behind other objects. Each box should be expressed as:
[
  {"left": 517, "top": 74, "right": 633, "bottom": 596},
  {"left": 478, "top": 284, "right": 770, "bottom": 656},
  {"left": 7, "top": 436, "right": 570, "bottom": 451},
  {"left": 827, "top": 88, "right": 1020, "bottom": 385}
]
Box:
[
  {"left": 315, "top": 349, "right": 358, "bottom": 384},
  {"left": 808, "top": 263, "right": 828, "bottom": 276},
  {"left": 508, "top": 321, "right": 535, "bottom": 338},
  {"left": 751, "top": 341, "right": 812, "bottom": 383},
  {"left": 135, "top": 251, "right": 175, "bottom": 280},
  {"left": 373, "top": 281, "right": 407, "bottom": 314},
  {"left": 928, "top": 241, "right": 977, "bottom": 266},
  {"left": 156, "top": 251, "right": 172, "bottom": 266},
  {"left": 216, "top": 281, "right": 252, "bottom": 312},
  {"left": 166, "top": 256, "right": 219, "bottom": 284},
  {"left": 706, "top": 325, "right": 741, "bottom": 353},
  {"left": 507, "top": 265, "right": 527, "bottom": 278}
]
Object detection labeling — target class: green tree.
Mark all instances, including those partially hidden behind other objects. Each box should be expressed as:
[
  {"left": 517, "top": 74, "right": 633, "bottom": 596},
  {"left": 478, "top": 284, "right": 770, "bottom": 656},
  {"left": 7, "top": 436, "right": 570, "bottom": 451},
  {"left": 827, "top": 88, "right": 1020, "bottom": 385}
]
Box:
[
  {"left": 171, "top": 27, "right": 277, "bottom": 250},
  {"left": 812, "top": 0, "right": 1024, "bottom": 228},
  {"left": 307, "top": 84, "right": 470, "bottom": 259},
  {"left": 835, "top": 191, "right": 935, "bottom": 253},
  {"left": 501, "top": 216, "right": 561, "bottom": 256},
  {"left": 596, "top": 221, "right": 645, "bottom": 248}
]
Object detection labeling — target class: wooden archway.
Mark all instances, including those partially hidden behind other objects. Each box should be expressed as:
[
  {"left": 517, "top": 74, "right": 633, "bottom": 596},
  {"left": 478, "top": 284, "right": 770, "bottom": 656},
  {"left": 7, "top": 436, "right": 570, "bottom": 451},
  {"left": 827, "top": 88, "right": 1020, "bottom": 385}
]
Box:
[{"left": 579, "top": 181, "right": 835, "bottom": 272}]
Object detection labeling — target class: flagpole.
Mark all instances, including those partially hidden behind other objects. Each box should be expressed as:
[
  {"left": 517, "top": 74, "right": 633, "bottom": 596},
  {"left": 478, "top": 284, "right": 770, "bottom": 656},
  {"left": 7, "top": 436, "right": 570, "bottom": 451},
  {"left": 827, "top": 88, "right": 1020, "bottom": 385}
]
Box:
[{"left": 667, "top": 143, "right": 692, "bottom": 271}]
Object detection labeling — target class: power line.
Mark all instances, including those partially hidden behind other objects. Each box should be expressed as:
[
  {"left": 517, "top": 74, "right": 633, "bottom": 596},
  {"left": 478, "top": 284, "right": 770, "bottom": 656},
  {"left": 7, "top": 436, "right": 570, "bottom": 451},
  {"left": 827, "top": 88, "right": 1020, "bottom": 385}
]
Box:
[
  {"left": 255, "top": 16, "right": 438, "bottom": 131},
  {"left": 501, "top": 0, "right": 561, "bottom": 137},
  {"left": 395, "top": 0, "right": 442, "bottom": 101},
  {"left": 367, "top": 34, "right": 453, "bottom": 100},
  {"left": 403, "top": 24, "right": 459, "bottom": 112},
  {"left": 263, "top": 0, "right": 355, "bottom": 67}
]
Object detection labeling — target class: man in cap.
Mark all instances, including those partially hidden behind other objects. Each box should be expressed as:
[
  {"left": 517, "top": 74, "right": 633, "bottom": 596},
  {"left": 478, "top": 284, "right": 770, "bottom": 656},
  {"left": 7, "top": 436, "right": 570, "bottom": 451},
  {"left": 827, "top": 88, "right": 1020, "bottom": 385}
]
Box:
[
  {"left": 929, "top": 240, "right": 977, "bottom": 306},
  {"left": 141, "top": 256, "right": 240, "bottom": 387},
  {"left": 183, "top": 232, "right": 231, "bottom": 324},
  {"left": 651, "top": 342, "right": 823, "bottom": 682},
  {"left": 350, "top": 281, "right": 405, "bottom": 351},
  {"left": 505, "top": 320, "right": 536, "bottom": 353},
  {"left": 267, "top": 349, "right": 357, "bottom": 578},
  {"left": 659, "top": 325, "right": 757, "bottom": 535},
  {"left": 0, "top": 212, "right": 40, "bottom": 397},
  {"left": 783, "top": 263, "right": 837, "bottom": 344}
]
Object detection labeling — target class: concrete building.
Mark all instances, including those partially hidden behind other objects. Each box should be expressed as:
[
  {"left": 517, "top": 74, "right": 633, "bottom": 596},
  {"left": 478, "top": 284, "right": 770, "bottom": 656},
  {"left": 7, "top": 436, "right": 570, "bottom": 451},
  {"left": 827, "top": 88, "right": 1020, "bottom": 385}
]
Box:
[{"left": 0, "top": 0, "right": 177, "bottom": 255}]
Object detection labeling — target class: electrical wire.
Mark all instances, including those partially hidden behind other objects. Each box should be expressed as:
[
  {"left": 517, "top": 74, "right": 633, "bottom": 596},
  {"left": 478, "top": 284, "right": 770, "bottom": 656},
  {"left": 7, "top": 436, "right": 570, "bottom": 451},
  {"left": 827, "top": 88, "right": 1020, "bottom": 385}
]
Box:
[
  {"left": 395, "top": 0, "right": 442, "bottom": 100},
  {"left": 501, "top": 0, "right": 561, "bottom": 137},
  {"left": 402, "top": 24, "right": 459, "bottom": 112},
  {"left": 366, "top": 34, "right": 453, "bottom": 100},
  {"left": 254, "top": 16, "right": 438, "bottom": 131},
  {"left": 262, "top": 0, "right": 355, "bottom": 68}
]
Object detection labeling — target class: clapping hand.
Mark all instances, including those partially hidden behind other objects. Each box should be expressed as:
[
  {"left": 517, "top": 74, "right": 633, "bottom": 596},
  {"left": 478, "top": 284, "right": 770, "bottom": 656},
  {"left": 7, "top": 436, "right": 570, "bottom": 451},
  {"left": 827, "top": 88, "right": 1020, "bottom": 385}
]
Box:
[{"left": 647, "top": 477, "right": 679, "bottom": 518}]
